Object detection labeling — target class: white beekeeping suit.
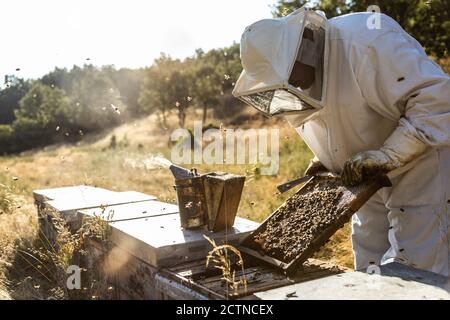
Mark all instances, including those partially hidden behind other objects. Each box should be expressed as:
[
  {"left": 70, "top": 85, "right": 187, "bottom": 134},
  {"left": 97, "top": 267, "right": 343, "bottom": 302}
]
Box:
[{"left": 233, "top": 8, "right": 450, "bottom": 276}]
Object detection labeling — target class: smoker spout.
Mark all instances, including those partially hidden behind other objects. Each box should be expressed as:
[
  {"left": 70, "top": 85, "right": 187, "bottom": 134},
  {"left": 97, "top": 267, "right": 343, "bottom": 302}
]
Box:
[{"left": 169, "top": 164, "right": 198, "bottom": 180}]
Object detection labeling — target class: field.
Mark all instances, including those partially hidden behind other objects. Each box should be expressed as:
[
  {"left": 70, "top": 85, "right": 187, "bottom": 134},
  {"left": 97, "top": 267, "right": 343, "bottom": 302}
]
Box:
[{"left": 0, "top": 108, "right": 353, "bottom": 299}]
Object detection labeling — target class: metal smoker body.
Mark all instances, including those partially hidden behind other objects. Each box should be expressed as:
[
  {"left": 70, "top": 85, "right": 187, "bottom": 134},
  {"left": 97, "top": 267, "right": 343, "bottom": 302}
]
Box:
[{"left": 170, "top": 165, "right": 245, "bottom": 232}]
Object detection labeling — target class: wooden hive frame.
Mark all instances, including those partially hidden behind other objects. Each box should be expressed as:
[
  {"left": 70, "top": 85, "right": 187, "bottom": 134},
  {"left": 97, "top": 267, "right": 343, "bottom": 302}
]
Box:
[{"left": 239, "top": 174, "right": 392, "bottom": 275}]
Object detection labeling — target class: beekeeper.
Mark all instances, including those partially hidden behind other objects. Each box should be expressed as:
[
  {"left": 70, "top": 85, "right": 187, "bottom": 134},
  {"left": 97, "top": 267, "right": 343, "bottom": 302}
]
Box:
[{"left": 233, "top": 7, "right": 450, "bottom": 276}]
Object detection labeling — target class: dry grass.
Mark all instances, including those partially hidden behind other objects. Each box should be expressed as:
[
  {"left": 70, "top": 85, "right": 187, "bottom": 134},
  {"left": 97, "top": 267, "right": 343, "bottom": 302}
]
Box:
[
  {"left": 29, "top": 208, "right": 114, "bottom": 300},
  {"left": 0, "top": 179, "right": 37, "bottom": 300},
  {"left": 204, "top": 235, "right": 247, "bottom": 296},
  {"left": 1, "top": 200, "right": 115, "bottom": 300},
  {"left": 438, "top": 56, "right": 450, "bottom": 74}
]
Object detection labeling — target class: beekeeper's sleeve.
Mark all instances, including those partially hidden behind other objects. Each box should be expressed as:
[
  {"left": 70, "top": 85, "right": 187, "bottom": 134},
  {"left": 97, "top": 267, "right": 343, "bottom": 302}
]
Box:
[{"left": 356, "top": 30, "right": 450, "bottom": 165}]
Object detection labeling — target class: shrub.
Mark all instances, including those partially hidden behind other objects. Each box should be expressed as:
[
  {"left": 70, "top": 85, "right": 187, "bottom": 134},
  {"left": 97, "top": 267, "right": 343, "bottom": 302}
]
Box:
[{"left": 0, "top": 125, "right": 14, "bottom": 154}]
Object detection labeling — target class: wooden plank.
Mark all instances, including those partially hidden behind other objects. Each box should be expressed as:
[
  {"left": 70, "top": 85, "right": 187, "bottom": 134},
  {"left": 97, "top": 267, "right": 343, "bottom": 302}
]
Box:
[
  {"left": 197, "top": 266, "right": 271, "bottom": 286},
  {"left": 33, "top": 185, "right": 107, "bottom": 203},
  {"left": 77, "top": 200, "right": 179, "bottom": 223},
  {"left": 197, "top": 262, "right": 344, "bottom": 299},
  {"left": 99, "top": 243, "right": 160, "bottom": 300},
  {"left": 35, "top": 188, "right": 161, "bottom": 249},
  {"left": 155, "top": 274, "right": 209, "bottom": 300},
  {"left": 166, "top": 254, "right": 253, "bottom": 281},
  {"left": 202, "top": 268, "right": 289, "bottom": 298},
  {"left": 160, "top": 266, "right": 228, "bottom": 300},
  {"left": 45, "top": 191, "right": 157, "bottom": 222}
]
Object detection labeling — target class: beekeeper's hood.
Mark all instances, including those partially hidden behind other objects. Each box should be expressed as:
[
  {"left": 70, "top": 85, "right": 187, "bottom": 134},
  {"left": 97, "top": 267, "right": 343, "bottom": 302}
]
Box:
[{"left": 232, "top": 7, "right": 328, "bottom": 117}]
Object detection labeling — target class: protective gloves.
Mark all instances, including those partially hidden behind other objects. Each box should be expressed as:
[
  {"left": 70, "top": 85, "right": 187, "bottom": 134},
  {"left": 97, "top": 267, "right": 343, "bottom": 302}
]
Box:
[
  {"left": 342, "top": 120, "right": 429, "bottom": 186},
  {"left": 304, "top": 156, "right": 327, "bottom": 176}
]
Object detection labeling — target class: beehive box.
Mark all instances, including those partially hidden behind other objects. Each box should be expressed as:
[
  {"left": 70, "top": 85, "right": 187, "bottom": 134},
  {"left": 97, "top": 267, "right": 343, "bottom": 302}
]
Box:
[
  {"left": 34, "top": 185, "right": 260, "bottom": 299},
  {"left": 34, "top": 185, "right": 158, "bottom": 245},
  {"left": 36, "top": 187, "right": 156, "bottom": 222},
  {"left": 105, "top": 214, "right": 259, "bottom": 268}
]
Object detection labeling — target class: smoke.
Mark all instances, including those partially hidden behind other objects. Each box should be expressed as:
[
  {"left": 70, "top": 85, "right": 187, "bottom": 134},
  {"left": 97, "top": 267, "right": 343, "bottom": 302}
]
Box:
[{"left": 123, "top": 153, "right": 172, "bottom": 171}]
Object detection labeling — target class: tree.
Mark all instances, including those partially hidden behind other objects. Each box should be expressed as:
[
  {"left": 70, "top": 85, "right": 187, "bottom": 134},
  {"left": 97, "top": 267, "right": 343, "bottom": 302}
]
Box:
[
  {"left": 109, "top": 68, "right": 145, "bottom": 117},
  {"left": 0, "top": 76, "right": 31, "bottom": 124},
  {"left": 170, "top": 69, "right": 191, "bottom": 128},
  {"left": 190, "top": 59, "right": 222, "bottom": 123},
  {"left": 192, "top": 44, "right": 243, "bottom": 120},
  {"left": 271, "top": 0, "right": 310, "bottom": 17},
  {"left": 13, "top": 83, "right": 73, "bottom": 149},
  {"left": 139, "top": 54, "right": 192, "bottom": 128},
  {"left": 271, "top": 0, "right": 350, "bottom": 18},
  {"left": 0, "top": 124, "right": 14, "bottom": 153},
  {"left": 41, "top": 65, "right": 128, "bottom": 132},
  {"left": 41, "top": 67, "right": 71, "bottom": 89},
  {"left": 409, "top": 0, "right": 450, "bottom": 58},
  {"left": 139, "top": 57, "right": 173, "bottom": 127},
  {"left": 350, "top": 0, "right": 449, "bottom": 58},
  {"left": 68, "top": 65, "right": 126, "bottom": 131}
]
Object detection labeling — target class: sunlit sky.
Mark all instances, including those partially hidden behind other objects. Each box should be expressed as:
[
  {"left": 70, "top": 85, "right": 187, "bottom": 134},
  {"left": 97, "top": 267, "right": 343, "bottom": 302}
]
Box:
[{"left": 0, "top": 0, "right": 274, "bottom": 82}]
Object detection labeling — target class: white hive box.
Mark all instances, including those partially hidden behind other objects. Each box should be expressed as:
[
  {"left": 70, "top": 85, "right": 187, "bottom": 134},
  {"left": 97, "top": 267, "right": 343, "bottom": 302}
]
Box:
[
  {"left": 104, "top": 214, "right": 259, "bottom": 268},
  {"left": 77, "top": 200, "right": 179, "bottom": 222},
  {"left": 33, "top": 185, "right": 112, "bottom": 203},
  {"left": 34, "top": 185, "right": 260, "bottom": 299},
  {"left": 34, "top": 185, "right": 157, "bottom": 222}
]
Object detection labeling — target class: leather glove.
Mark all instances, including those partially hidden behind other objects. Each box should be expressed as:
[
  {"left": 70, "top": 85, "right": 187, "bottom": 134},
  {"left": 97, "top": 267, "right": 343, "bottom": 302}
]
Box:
[
  {"left": 304, "top": 157, "right": 327, "bottom": 176},
  {"left": 342, "top": 120, "right": 428, "bottom": 186}
]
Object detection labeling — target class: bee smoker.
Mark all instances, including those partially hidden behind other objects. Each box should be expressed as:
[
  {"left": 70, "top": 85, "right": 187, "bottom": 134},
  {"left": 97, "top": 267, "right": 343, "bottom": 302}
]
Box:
[
  {"left": 170, "top": 165, "right": 245, "bottom": 232},
  {"left": 171, "top": 165, "right": 208, "bottom": 229}
]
